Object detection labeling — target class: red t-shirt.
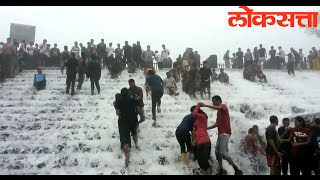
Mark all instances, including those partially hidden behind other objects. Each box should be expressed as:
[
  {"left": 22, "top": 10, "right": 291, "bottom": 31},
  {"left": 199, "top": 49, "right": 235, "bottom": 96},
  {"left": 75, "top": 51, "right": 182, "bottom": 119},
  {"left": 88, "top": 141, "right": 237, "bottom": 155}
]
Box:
[
  {"left": 216, "top": 104, "right": 231, "bottom": 135},
  {"left": 290, "top": 128, "right": 310, "bottom": 157},
  {"left": 193, "top": 105, "right": 210, "bottom": 144}
]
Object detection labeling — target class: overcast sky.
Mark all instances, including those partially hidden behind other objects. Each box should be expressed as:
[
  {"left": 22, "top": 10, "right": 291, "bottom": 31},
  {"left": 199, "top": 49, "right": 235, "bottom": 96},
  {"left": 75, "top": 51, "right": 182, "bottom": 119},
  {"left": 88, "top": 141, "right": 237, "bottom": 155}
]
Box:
[{"left": 0, "top": 6, "right": 319, "bottom": 62}]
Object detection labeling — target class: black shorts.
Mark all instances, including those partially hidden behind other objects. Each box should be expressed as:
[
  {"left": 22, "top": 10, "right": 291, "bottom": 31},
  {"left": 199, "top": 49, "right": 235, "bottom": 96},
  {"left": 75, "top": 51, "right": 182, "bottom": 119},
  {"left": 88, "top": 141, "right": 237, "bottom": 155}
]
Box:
[
  {"left": 200, "top": 79, "right": 210, "bottom": 89},
  {"left": 118, "top": 118, "right": 131, "bottom": 150},
  {"left": 129, "top": 119, "right": 138, "bottom": 136},
  {"left": 118, "top": 117, "right": 139, "bottom": 149},
  {"left": 175, "top": 131, "right": 192, "bottom": 153}
]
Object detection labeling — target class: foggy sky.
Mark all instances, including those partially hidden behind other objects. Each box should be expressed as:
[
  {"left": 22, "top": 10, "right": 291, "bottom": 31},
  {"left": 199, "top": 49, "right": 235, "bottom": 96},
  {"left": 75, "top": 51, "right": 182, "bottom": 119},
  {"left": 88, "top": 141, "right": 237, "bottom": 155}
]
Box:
[{"left": 0, "top": 6, "right": 319, "bottom": 62}]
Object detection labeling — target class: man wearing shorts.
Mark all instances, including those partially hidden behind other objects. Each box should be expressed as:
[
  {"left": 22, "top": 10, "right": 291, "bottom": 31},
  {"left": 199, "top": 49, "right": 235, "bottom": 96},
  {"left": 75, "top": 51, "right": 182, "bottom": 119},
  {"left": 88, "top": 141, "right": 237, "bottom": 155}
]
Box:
[
  {"left": 265, "top": 115, "right": 281, "bottom": 175},
  {"left": 175, "top": 106, "right": 196, "bottom": 165},
  {"left": 201, "top": 95, "right": 243, "bottom": 175},
  {"left": 114, "top": 88, "right": 145, "bottom": 166}
]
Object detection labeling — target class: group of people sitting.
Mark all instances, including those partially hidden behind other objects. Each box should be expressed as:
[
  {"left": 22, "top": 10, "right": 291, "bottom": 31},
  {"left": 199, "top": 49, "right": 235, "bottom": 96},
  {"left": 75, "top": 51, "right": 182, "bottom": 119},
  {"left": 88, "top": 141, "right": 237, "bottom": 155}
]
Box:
[
  {"left": 243, "top": 60, "right": 267, "bottom": 83},
  {"left": 176, "top": 61, "right": 229, "bottom": 100}
]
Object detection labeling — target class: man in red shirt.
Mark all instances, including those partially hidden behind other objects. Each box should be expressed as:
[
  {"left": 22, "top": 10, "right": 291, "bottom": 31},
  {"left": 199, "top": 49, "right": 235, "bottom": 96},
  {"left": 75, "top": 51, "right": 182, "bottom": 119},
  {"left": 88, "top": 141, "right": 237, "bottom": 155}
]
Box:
[{"left": 200, "top": 95, "right": 243, "bottom": 175}]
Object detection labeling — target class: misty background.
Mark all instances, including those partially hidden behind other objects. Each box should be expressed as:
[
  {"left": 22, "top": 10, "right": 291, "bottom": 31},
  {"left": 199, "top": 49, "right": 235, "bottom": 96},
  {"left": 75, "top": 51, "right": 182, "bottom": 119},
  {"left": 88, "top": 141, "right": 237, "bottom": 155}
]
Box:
[{"left": 0, "top": 6, "right": 319, "bottom": 63}]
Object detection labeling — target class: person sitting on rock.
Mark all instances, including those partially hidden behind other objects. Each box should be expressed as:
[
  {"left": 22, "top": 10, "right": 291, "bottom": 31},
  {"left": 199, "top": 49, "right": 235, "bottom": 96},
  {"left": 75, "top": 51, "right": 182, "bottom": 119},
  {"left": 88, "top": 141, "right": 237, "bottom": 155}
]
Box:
[
  {"left": 243, "top": 63, "right": 255, "bottom": 81},
  {"left": 163, "top": 72, "right": 179, "bottom": 96},
  {"left": 218, "top": 68, "right": 229, "bottom": 84},
  {"left": 33, "top": 68, "right": 46, "bottom": 91},
  {"left": 252, "top": 62, "right": 267, "bottom": 83},
  {"left": 211, "top": 68, "right": 219, "bottom": 83}
]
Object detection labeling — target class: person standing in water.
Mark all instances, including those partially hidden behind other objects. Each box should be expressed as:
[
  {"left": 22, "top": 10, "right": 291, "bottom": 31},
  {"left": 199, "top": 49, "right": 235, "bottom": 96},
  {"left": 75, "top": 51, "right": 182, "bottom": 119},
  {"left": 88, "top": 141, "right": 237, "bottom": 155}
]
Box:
[
  {"left": 265, "top": 115, "right": 282, "bottom": 175},
  {"left": 193, "top": 103, "right": 212, "bottom": 175},
  {"left": 175, "top": 106, "right": 196, "bottom": 166}
]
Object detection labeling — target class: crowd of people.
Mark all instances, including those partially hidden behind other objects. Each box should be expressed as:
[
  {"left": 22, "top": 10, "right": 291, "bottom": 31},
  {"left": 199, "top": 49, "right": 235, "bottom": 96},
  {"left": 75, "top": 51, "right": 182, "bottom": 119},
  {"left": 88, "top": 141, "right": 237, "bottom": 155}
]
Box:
[
  {"left": 223, "top": 44, "right": 320, "bottom": 82},
  {"left": 1, "top": 37, "right": 320, "bottom": 175},
  {"left": 223, "top": 44, "right": 320, "bottom": 71},
  {"left": 0, "top": 38, "right": 174, "bottom": 82}
]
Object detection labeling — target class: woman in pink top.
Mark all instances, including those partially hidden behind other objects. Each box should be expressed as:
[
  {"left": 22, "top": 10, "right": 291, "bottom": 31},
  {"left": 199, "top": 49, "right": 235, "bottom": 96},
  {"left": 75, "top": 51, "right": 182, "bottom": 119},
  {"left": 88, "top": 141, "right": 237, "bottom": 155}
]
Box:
[{"left": 192, "top": 103, "right": 212, "bottom": 175}]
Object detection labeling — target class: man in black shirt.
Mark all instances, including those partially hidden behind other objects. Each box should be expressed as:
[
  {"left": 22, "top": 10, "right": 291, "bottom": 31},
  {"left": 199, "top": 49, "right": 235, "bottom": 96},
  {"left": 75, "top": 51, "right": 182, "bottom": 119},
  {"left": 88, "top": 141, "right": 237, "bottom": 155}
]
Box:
[
  {"left": 77, "top": 52, "right": 87, "bottom": 90},
  {"left": 186, "top": 62, "right": 198, "bottom": 99},
  {"left": 290, "top": 48, "right": 301, "bottom": 68},
  {"left": 269, "top": 46, "right": 276, "bottom": 59},
  {"left": 269, "top": 46, "right": 276, "bottom": 67},
  {"left": 97, "top": 39, "right": 106, "bottom": 63},
  {"left": 114, "top": 88, "right": 145, "bottom": 166},
  {"left": 265, "top": 115, "right": 281, "bottom": 175},
  {"left": 199, "top": 61, "right": 212, "bottom": 100},
  {"left": 86, "top": 55, "right": 101, "bottom": 95},
  {"left": 136, "top": 41, "right": 144, "bottom": 69},
  {"left": 122, "top": 41, "right": 131, "bottom": 70},
  {"left": 258, "top": 44, "right": 267, "bottom": 66},
  {"left": 278, "top": 118, "right": 291, "bottom": 175},
  {"left": 79, "top": 43, "right": 87, "bottom": 55},
  {"left": 50, "top": 43, "right": 60, "bottom": 66},
  {"left": 64, "top": 52, "right": 79, "bottom": 95},
  {"left": 60, "top": 46, "right": 69, "bottom": 75},
  {"left": 236, "top": 48, "right": 244, "bottom": 69}
]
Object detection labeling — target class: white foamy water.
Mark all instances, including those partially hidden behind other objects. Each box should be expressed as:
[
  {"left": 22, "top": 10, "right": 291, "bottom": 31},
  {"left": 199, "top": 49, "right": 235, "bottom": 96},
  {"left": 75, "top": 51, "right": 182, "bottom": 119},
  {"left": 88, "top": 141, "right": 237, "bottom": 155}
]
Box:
[{"left": 0, "top": 68, "right": 319, "bottom": 175}]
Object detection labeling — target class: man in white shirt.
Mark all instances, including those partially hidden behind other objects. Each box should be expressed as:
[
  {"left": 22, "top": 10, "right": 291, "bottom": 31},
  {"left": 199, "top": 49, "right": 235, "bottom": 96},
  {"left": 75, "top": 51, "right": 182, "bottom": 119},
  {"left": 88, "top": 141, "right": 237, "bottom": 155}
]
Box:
[
  {"left": 19, "top": 40, "right": 27, "bottom": 54},
  {"left": 45, "top": 44, "right": 51, "bottom": 57},
  {"left": 163, "top": 72, "right": 178, "bottom": 96},
  {"left": 105, "top": 42, "right": 114, "bottom": 69},
  {"left": 39, "top": 39, "right": 47, "bottom": 54},
  {"left": 277, "top": 46, "right": 286, "bottom": 69},
  {"left": 26, "top": 42, "right": 34, "bottom": 56},
  {"left": 71, "top": 41, "right": 81, "bottom": 60},
  {"left": 161, "top": 44, "right": 170, "bottom": 60},
  {"left": 106, "top": 43, "right": 114, "bottom": 58},
  {"left": 161, "top": 44, "right": 170, "bottom": 67},
  {"left": 155, "top": 50, "right": 163, "bottom": 70},
  {"left": 39, "top": 39, "right": 48, "bottom": 67}
]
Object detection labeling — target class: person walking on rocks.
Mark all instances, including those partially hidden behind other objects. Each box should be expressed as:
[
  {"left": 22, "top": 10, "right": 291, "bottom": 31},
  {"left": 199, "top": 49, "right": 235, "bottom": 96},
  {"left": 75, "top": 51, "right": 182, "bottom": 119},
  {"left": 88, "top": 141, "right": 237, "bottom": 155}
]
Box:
[{"left": 64, "top": 52, "right": 78, "bottom": 95}]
